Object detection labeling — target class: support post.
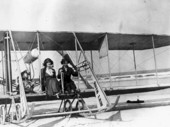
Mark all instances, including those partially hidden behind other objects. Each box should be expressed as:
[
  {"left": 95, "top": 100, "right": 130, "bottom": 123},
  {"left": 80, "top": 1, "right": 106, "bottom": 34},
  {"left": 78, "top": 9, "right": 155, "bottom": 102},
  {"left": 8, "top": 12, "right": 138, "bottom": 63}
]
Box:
[
  {"left": 1, "top": 51, "right": 5, "bottom": 95},
  {"left": 105, "top": 34, "right": 112, "bottom": 88},
  {"left": 130, "top": 42, "right": 138, "bottom": 86},
  {"left": 90, "top": 50, "right": 94, "bottom": 71},
  {"left": 4, "top": 32, "right": 12, "bottom": 94},
  {"left": 73, "top": 32, "right": 111, "bottom": 106},
  {"left": 151, "top": 36, "right": 159, "bottom": 86},
  {"left": 9, "top": 30, "right": 29, "bottom": 118},
  {"left": 74, "top": 38, "right": 79, "bottom": 90},
  {"left": 37, "top": 32, "right": 42, "bottom": 91}
]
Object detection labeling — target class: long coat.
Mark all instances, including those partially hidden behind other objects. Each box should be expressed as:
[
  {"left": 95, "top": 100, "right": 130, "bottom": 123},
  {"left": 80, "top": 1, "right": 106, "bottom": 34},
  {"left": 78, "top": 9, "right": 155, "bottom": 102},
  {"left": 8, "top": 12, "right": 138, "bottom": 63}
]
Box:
[{"left": 58, "top": 65, "right": 78, "bottom": 92}]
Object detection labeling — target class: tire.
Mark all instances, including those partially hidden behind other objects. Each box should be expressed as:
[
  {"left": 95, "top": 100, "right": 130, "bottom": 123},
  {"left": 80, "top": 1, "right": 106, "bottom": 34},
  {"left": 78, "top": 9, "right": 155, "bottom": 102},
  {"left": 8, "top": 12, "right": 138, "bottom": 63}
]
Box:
[
  {"left": 63, "top": 100, "right": 72, "bottom": 112},
  {"left": 75, "top": 100, "right": 85, "bottom": 111}
]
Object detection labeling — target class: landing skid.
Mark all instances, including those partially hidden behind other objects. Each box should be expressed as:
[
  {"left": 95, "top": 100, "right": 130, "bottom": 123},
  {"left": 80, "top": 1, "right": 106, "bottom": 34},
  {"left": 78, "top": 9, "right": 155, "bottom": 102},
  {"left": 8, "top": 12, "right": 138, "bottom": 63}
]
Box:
[{"left": 0, "top": 96, "right": 35, "bottom": 125}]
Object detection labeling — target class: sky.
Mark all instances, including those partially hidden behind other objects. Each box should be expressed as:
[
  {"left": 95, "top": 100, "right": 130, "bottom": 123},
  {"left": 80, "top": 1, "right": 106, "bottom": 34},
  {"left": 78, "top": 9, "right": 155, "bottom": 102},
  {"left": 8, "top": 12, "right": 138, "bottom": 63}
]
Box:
[
  {"left": 0, "top": 0, "right": 170, "bottom": 78},
  {"left": 0, "top": 0, "right": 170, "bottom": 34}
]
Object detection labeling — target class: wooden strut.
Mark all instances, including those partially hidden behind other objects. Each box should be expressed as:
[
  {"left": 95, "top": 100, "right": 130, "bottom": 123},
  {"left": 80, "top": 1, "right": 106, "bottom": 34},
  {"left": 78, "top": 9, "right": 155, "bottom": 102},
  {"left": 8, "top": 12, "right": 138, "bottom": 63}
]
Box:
[
  {"left": 73, "top": 32, "right": 111, "bottom": 107},
  {"left": 130, "top": 42, "right": 138, "bottom": 86},
  {"left": 1, "top": 50, "right": 5, "bottom": 95},
  {"left": 9, "top": 31, "right": 30, "bottom": 122},
  {"left": 90, "top": 50, "right": 93, "bottom": 71},
  {"left": 61, "top": 71, "right": 64, "bottom": 94},
  {"left": 4, "top": 32, "right": 12, "bottom": 94},
  {"left": 37, "top": 32, "right": 43, "bottom": 91},
  {"left": 151, "top": 36, "right": 159, "bottom": 86},
  {"left": 74, "top": 38, "right": 80, "bottom": 90},
  {"left": 105, "top": 34, "right": 112, "bottom": 88}
]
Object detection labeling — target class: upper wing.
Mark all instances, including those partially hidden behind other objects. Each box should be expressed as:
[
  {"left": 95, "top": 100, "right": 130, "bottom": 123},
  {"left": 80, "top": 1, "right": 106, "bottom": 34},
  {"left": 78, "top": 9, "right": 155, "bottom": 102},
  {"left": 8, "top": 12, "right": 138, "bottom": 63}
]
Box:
[{"left": 0, "top": 31, "right": 170, "bottom": 51}]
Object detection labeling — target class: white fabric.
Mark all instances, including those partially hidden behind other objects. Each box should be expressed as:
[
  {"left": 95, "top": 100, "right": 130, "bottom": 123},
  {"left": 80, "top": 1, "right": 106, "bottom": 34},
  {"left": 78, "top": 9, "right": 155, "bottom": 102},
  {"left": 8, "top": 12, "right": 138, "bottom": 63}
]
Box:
[{"left": 99, "top": 35, "right": 108, "bottom": 59}]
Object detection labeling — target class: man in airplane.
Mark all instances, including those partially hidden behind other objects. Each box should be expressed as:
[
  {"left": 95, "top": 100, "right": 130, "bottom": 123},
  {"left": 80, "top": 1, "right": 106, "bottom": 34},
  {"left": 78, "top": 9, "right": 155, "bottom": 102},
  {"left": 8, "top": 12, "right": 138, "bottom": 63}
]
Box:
[
  {"left": 58, "top": 58, "right": 78, "bottom": 94},
  {"left": 41, "top": 58, "right": 60, "bottom": 97},
  {"left": 21, "top": 70, "right": 33, "bottom": 93}
]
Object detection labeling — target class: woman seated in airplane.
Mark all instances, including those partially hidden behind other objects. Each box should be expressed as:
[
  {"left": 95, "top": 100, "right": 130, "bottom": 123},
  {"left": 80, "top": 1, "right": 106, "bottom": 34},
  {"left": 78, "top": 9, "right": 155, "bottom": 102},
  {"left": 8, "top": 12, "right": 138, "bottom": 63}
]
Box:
[
  {"left": 57, "top": 58, "right": 78, "bottom": 94},
  {"left": 41, "top": 58, "right": 60, "bottom": 97}
]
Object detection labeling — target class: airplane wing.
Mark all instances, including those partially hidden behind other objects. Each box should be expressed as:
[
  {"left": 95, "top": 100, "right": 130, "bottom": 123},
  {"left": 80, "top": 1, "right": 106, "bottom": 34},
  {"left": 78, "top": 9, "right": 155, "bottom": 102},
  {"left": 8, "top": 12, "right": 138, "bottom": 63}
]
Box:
[{"left": 0, "top": 31, "right": 170, "bottom": 51}]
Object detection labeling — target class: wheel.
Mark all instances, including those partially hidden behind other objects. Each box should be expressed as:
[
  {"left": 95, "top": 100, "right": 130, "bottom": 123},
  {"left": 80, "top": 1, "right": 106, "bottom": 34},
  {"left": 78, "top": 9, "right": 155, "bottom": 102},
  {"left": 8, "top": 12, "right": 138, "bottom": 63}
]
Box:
[
  {"left": 75, "top": 100, "right": 85, "bottom": 110},
  {"left": 63, "top": 100, "right": 72, "bottom": 112}
]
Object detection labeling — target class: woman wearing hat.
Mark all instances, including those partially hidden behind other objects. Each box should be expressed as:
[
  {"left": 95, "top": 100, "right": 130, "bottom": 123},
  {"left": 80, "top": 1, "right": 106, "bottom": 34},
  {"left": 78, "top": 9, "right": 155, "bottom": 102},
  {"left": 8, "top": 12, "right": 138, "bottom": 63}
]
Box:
[
  {"left": 41, "top": 58, "right": 60, "bottom": 97},
  {"left": 58, "top": 58, "right": 78, "bottom": 93}
]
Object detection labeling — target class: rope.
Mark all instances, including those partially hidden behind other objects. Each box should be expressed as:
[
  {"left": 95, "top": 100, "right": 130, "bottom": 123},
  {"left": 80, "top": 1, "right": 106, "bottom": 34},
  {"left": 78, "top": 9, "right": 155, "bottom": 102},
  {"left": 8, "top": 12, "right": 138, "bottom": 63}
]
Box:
[{"left": 13, "top": 40, "right": 28, "bottom": 70}]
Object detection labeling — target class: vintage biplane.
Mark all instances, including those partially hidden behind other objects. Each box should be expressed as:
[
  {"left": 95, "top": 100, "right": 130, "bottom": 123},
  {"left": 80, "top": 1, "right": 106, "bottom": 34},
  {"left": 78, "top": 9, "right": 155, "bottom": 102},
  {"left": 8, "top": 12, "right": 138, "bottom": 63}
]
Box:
[{"left": 0, "top": 30, "right": 170, "bottom": 124}]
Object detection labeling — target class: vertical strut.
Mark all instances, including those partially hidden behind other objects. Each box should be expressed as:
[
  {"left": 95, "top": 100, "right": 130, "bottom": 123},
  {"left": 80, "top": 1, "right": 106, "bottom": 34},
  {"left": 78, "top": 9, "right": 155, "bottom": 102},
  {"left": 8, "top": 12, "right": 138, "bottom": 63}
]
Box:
[
  {"left": 74, "top": 38, "right": 79, "bottom": 90},
  {"left": 37, "top": 32, "right": 42, "bottom": 90},
  {"left": 131, "top": 43, "right": 138, "bottom": 86},
  {"left": 1, "top": 51, "right": 5, "bottom": 95},
  {"left": 151, "top": 36, "right": 159, "bottom": 86},
  {"left": 73, "top": 32, "right": 111, "bottom": 108},
  {"left": 105, "top": 34, "right": 112, "bottom": 88},
  {"left": 9, "top": 30, "right": 29, "bottom": 118},
  {"left": 4, "top": 32, "right": 12, "bottom": 94},
  {"left": 90, "top": 50, "right": 93, "bottom": 71}
]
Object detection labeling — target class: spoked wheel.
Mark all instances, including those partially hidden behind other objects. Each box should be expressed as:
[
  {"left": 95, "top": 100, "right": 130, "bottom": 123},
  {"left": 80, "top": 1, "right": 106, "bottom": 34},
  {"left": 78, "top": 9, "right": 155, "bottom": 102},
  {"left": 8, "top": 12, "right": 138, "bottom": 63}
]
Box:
[
  {"left": 63, "top": 99, "right": 72, "bottom": 112},
  {"left": 0, "top": 106, "right": 6, "bottom": 125},
  {"left": 75, "top": 100, "right": 85, "bottom": 111}
]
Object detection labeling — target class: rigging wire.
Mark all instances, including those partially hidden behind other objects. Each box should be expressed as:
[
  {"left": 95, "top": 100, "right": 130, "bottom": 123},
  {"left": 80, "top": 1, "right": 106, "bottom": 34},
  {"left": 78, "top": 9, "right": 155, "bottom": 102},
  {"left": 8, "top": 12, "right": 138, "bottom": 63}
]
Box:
[
  {"left": 39, "top": 32, "right": 63, "bottom": 49},
  {"left": 12, "top": 33, "right": 39, "bottom": 93},
  {"left": 13, "top": 40, "right": 28, "bottom": 69},
  {"left": 109, "top": 50, "right": 129, "bottom": 71},
  {"left": 137, "top": 47, "right": 170, "bottom": 68},
  {"left": 127, "top": 47, "right": 170, "bottom": 72},
  {"left": 33, "top": 32, "right": 170, "bottom": 83},
  {"left": 28, "top": 34, "right": 37, "bottom": 51}
]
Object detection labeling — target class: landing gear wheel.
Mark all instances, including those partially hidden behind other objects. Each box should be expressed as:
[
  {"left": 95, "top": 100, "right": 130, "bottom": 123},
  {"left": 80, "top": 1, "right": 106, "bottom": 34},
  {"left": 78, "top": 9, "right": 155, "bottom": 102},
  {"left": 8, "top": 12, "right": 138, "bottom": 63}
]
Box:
[
  {"left": 75, "top": 100, "right": 85, "bottom": 110},
  {"left": 64, "top": 100, "right": 72, "bottom": 112}
]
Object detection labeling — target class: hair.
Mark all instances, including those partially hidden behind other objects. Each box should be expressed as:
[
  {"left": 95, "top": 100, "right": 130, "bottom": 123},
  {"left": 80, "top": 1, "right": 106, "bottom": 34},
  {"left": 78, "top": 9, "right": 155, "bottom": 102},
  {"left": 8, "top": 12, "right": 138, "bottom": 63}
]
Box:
[
  {"left": 61, "top": 58, "right": 70, "bottom": 65},
  {"left": 42, "top": 58, "right": 54, "bottom": 82},
  {"left": 43, "top": 58, "right": 53, "bottom": 67}
]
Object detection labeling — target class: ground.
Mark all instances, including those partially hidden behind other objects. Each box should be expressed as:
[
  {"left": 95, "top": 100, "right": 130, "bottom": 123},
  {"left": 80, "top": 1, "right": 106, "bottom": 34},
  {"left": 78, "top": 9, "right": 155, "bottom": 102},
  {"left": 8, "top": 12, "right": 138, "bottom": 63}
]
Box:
[
  {"left": 1, "top": 88, "right": 170, "bottom": 127},
  {"left": 2, "top": 106, "right": 170, "bottom": 127}
]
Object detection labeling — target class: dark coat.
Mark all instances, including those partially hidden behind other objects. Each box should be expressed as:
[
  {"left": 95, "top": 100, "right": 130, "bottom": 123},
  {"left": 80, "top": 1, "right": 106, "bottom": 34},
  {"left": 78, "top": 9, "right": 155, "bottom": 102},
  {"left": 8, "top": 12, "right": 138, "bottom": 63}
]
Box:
[
  {"left": 57, "top": 65, "right": 78, "bottom": 83},
  {"left": 58, "top": 65, "right": 78, "bottom": 92},
  {"left": 41, "top": 68, "right": 56, "bottom": 91}
]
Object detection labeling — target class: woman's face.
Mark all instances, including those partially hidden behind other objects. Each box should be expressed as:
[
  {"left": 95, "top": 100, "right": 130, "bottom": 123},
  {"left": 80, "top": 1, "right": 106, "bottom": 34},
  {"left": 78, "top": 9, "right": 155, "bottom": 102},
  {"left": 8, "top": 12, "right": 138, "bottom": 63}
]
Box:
[
  {"left": 46, "top": 62, "right": 53, "bottom": 68},
  {"left": 63, "top": 61, "right": 68, "bottom": 66}
]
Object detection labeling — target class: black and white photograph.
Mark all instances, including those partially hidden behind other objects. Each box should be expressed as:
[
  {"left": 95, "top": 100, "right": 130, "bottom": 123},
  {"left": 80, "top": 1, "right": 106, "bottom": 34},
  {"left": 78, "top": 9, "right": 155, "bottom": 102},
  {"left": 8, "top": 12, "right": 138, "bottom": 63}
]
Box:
[{"left": 0, "top": 0, "right": 170, "bottom": 126}]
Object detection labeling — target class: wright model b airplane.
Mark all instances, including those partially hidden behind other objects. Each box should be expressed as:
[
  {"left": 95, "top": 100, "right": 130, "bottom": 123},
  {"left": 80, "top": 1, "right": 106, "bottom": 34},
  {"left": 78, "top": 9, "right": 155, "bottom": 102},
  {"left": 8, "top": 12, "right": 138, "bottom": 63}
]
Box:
[
  {"left": 0, "top": 30, "right": 120, "bottom": 124},
  {"left": 0, "top": 30, "right": 170, "bottom": 124}
]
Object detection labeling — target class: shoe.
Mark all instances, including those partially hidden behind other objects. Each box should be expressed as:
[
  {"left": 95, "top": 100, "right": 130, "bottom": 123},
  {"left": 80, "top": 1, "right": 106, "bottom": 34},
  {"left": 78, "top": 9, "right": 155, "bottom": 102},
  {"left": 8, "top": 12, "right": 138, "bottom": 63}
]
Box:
[{"left": 55, "top": 93, "right": 60, "bottom": 98}]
